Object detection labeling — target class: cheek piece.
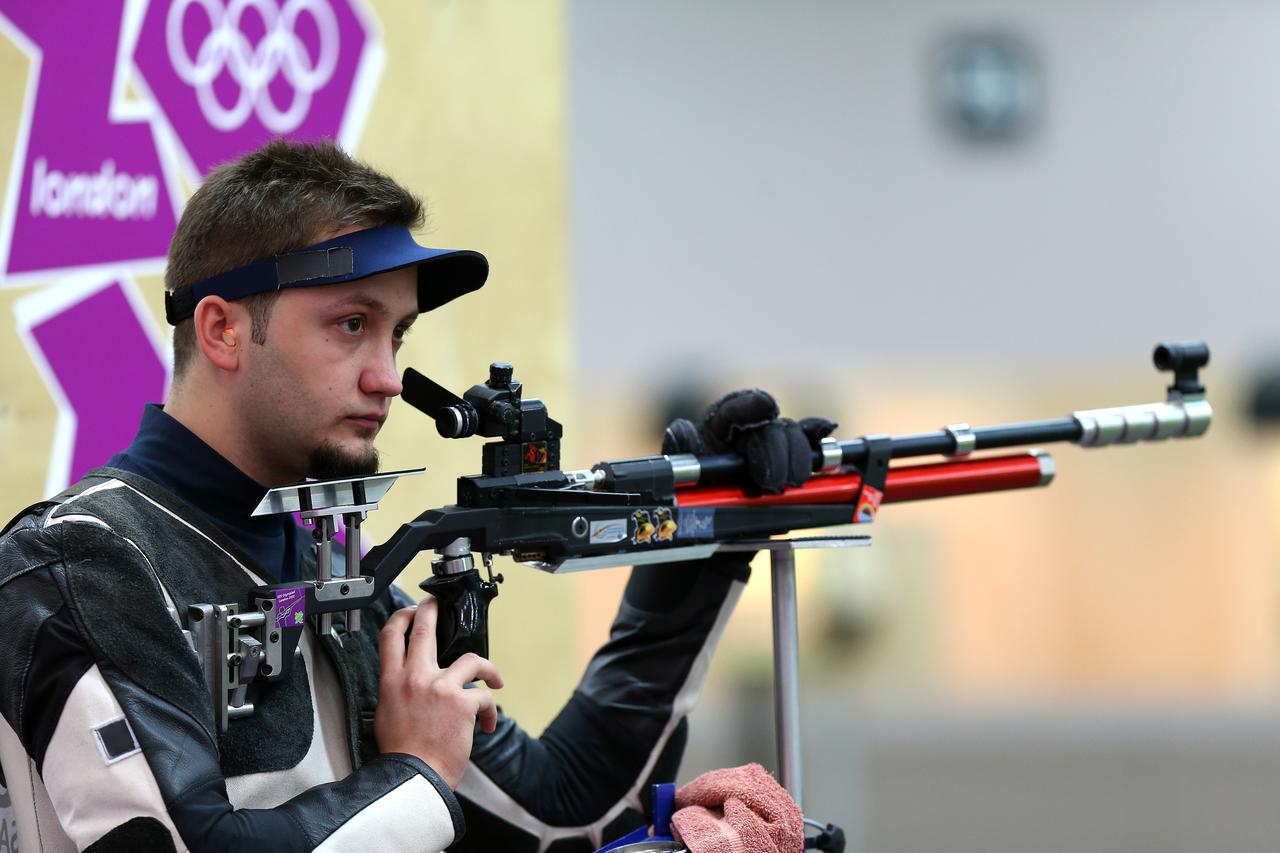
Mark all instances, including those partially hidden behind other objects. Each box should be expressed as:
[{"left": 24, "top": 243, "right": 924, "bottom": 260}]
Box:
[{"left": 163, "top": 225, "right": 490, "bottom": 326}]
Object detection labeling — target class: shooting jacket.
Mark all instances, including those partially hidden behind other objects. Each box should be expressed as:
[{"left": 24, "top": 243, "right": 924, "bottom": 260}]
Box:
[{"left": 0, "top": 467, "right": 748, "bottom": 852}]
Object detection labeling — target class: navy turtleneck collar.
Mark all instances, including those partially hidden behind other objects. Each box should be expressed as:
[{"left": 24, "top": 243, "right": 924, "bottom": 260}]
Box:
[{"left": 107, "top": 404, "right": 305, "bottom": 582}]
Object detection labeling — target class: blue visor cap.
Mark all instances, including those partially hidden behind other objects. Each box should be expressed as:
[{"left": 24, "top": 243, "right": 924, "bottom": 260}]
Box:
[{"left": 164, "top": 225, "right": 488, "bottom": 325}]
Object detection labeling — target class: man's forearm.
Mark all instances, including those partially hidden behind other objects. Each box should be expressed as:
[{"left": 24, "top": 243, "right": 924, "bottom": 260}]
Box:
[{"left": 452, "top": 553, "right": 749, "bottom": 850}]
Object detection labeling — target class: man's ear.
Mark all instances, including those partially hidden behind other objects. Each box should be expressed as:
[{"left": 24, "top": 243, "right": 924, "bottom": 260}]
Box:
[{"left": 192, "top": 297, "right": 246, "bottom": 373}]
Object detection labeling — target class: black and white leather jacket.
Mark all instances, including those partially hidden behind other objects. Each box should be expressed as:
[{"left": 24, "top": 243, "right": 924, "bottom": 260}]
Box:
[{"left": 0, "top": 468, "right": 748, "bottom": 852}]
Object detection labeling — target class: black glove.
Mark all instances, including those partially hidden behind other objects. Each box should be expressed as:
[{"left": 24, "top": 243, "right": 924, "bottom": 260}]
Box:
[{"left": 662, "top": 389, "right": 837, "bottom": 494}]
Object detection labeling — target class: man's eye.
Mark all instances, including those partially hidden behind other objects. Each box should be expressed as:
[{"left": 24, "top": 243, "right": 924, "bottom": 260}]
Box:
[
  {"left": 393, "top": 324, "right": 414, "bottom": 342},
  {"left": 340, "top": 317, "right": 365, "bottom": 334}
]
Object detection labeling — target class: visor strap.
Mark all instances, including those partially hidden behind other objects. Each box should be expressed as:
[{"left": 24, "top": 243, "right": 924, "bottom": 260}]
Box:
[
  {"left": 164, "top": 247, "right": 355, "bottom": 325},
  {"left": 276, "top": 246, "right": 354, "bottom": 286},
  {"left": 163, "top": 290, "right": 191, "bottom": 325}
]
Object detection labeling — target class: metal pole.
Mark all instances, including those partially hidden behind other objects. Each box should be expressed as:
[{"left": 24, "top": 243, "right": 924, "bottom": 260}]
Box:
[
  {"left": 344, "top": 514, "right": 362, "bottom": 633},
  {"left": 315, "top": 516, "right": 333, "bottom": 636},
  {"left": 770, "top": 545, "right": 803, "bottom": 809}
]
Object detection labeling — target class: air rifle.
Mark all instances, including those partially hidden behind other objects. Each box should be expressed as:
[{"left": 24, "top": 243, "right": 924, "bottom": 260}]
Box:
[{"left": 188, "top": 341, "right": 1210, "bottom": 735}]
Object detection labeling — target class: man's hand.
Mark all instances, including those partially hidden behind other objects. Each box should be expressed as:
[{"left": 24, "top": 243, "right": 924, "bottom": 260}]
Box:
[
  {"left": 375, "top": 597, "right": 504, "bottom": 789},
  {"left": 663, "top": 389, "right": 837, "bottom": 494}
]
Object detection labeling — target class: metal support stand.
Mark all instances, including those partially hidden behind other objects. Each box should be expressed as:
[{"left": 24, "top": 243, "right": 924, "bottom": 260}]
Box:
[
  {"left": 720, "top": 536, "right": 871, "bottom": 810},
  {"left": 771, "top": 546, "right": 803, "bottom": 805}
]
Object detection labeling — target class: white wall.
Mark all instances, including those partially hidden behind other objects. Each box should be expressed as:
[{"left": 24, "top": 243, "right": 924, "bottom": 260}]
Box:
[{"left": 569, "top": 0, "right": 1279, "bottom": 382}]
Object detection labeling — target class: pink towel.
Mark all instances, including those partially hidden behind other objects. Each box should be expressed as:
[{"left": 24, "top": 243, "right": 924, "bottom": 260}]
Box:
[{"left": 670, "top": 763, "right": 804, "bottom": 853}]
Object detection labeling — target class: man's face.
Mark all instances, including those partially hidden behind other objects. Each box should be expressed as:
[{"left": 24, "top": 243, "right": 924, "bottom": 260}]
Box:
[{"left": 235, "top": 267, "right": 419, "bottom": 484}]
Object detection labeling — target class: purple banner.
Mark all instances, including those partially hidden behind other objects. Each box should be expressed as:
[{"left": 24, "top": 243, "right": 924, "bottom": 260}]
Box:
[
  {"left": 0, "top": 0, "right": 382, "bottom": 282},
  {"left": 134, "top": 0, "right": 376, "bottom": 179},
  {"left": 16, "top": 278, "right": 168, "bottom": 492},
  {"left": 0, "top": 0, "right": 178, "bottom": 279},
  {"left": 2, "top": 1, "right": 384, "bottom": 498}
]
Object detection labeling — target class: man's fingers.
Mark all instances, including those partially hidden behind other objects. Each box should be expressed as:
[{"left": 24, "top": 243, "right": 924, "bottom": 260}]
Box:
[
  {"left": 378, "top": 606, "right": 417, "bottom": 674},
  {"left": 661, "top": 417, "right": 703, "bottom": 456},
  {"left": 471, "top": 688, "right": 499, "bottom": 734},
  {"left": 403, "top": 595, "right": 440, "bottom": 667},
  {"left": 705, "top": 388, "right": 778, "bottom": 443},
  {"left": 783, "top": 419, "right": 813, "bottom": 488},
  {"left": 799, "top": 416, "right": 838, "bottom": 444},
  {"left": 444, "top": 652, "right": 504, "bottom": 689},
  {"left": 742, "top": 426, "right": 787, "bottom": 494}
]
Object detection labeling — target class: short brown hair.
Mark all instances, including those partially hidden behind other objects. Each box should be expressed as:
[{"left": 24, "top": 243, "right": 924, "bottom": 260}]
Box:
[{"left": 166, "top": 140, "right": 425, "bottom": 378}]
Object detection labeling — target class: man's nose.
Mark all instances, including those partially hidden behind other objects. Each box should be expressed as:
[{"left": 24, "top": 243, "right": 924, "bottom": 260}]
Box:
[{"left": 361, "top": 344, "right": 403, "bottom": 398}]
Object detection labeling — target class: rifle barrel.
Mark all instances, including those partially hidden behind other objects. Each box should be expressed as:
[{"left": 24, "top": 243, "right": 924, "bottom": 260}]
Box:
[{"left": 687, "top": 396, "right": 1209, "bottom": 486}]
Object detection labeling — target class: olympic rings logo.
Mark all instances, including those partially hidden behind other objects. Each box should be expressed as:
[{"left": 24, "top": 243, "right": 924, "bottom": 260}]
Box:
[{"left": 165, "top": 0, "right": 341, "bottom": 133}]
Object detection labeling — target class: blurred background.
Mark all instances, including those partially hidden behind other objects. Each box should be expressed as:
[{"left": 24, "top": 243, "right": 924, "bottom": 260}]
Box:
[{"left": 3, "top": 1, "right": 1280, "bottom": 850}]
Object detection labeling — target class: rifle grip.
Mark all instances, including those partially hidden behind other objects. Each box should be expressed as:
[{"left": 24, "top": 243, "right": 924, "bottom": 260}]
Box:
[{"left": 419, "top": 569, "right": 499, "bottom": 667}]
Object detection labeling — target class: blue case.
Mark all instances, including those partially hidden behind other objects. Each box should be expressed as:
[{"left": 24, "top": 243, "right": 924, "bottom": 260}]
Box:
[{"left": 593, "top": 782, "right": 677, "bottom": 851}]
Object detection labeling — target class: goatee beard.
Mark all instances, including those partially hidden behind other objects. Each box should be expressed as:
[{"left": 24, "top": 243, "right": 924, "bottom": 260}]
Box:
[{"left": 307, "top": 442, "right": 380, "bottom": 479}]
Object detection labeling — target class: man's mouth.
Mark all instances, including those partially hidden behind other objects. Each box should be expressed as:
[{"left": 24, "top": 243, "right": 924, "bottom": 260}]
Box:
[{"left": 345, "top": 414, "right": 385, "bottom": 431}]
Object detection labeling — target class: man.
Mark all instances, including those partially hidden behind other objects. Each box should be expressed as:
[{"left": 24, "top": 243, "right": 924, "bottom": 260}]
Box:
[{"left": 0, "top": 140, "right": 824, "bottom": 852}]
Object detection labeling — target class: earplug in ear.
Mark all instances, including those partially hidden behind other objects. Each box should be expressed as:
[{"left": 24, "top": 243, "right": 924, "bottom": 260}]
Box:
[{"left": 222, "top": 329, "right": 237, "bottom": 347}]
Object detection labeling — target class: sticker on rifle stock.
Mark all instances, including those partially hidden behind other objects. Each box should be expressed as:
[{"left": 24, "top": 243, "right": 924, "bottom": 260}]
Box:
[
  {"left": 274, "top": 587, "right": 307, "bottom": 627},
  {"left": 522, "top": 441, "right": 549, "bottom": 472},
  {"left": 589, "top": 519, "right": 628, "bottom": 544},
  {"left": 855, "top": 485, "right": 884, "bottom": 523},
  {"left": 676, "top": 507, "right": 715, "bottom": 539}
]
